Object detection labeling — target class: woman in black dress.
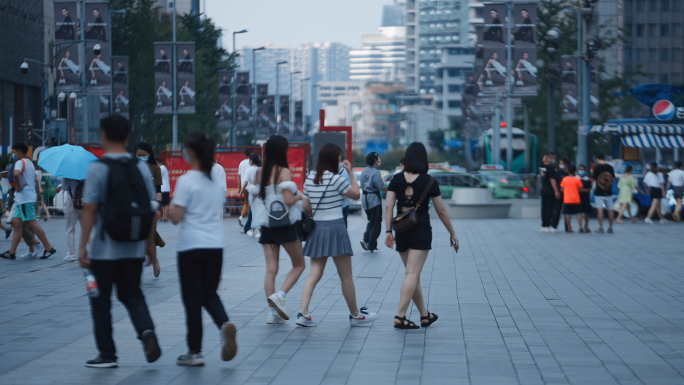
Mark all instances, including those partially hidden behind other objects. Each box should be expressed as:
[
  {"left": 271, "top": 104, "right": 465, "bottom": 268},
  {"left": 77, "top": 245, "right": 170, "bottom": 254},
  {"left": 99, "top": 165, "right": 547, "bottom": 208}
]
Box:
[{"left": 385, "top": 142, "right": 460, "bottom": 329}]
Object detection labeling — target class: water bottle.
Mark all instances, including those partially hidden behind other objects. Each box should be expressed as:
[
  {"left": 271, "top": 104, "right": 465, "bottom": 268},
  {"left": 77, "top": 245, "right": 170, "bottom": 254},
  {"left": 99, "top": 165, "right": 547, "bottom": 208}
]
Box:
[{"left": 83, "top": 268, "right": 100, "bottom": 298}]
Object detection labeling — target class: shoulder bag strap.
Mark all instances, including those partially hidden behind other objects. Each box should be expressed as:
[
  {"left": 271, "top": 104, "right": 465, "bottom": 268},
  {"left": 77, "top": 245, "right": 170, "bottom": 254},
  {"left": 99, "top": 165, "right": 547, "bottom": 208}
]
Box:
[
  {"left": 414, "top": 176, "right": 435, "bottom": 210},
  {"left": 311, "top": 174, "right": 333, "bottom": 218}
]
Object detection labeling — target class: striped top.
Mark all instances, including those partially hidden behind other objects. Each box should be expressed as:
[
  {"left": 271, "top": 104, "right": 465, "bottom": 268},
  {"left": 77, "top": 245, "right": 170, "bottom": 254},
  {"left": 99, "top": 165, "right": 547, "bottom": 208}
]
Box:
[{"left": 303, "top": 170, "right": 351, "bottom": 221}]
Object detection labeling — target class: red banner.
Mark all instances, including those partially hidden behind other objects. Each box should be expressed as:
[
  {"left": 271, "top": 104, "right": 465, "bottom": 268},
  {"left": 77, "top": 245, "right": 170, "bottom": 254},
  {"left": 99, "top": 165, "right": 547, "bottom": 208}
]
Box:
[
  {"left": 215, "top": 151, "right": 246, "bottom": 198},
  {"left": 288, "top": 147, "right": 306, "bottom": 192},
  {"left": 79, "top": 145, "right": 105, "bottom": 159},
  {"left": 165, "top": 156, "right": 191, "bottom": 196}
]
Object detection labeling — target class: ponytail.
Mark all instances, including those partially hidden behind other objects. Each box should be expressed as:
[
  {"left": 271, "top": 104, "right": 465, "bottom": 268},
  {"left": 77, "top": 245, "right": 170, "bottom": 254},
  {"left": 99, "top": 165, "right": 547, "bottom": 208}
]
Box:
[{"left": 185, "top": 132, "right": 215, "bottom": 179}]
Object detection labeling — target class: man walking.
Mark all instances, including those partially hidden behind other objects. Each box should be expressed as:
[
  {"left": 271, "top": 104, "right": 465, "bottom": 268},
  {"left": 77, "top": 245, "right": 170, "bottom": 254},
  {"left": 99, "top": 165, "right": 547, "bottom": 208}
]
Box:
[
  {"left": 360, "top": 152, "right": 383, "bottom": 251},
  {"left": 0, "top": 143, "right": 56, "bottom": 260},
  {"left": 237, "top": 148, "right": 253, "bottom": 227},
  {"left": 539, "top": 155, "right": 560, "bottom": 233},
  {"left": 552, "top": 157, "right": 570, "bottom": 231},
  {"left": 79, "top": 115, "right": 161, "bottom": 368},
  {"left": 63, "top": 178, "right": 84, "bottom": 261},
  {"left": 592, "top": 154, "right": 616, "bottom": 233}
]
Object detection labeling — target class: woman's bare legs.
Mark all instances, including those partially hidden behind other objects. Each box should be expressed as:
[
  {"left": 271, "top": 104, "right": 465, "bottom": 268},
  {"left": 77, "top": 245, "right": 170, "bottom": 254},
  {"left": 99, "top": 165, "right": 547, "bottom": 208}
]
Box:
[
  {"left": 647, "top": 200, "right": 658, "bottom": 220},
  {"left": 263, "top": 244, "right": 280, "bottom": 303},
  {"left": 398, "top": 250, "right": 430, "bottom": 323},
  {"left": 675, "top": 198, "right": 682, "bottom": 221},
  {"left": 617, "top": 203, "right": 627, "bottom": 222},
  {"left": 279, "top": 241, "right": 306, "bottom": 293},
  {"left": 332, "top": 255, "right": 358, "bottom": 317},
  {"left": 395, "top": 249, "right": 429, "bottom": 324},
  {"left": 300, "top": 257, "right": 327, "bottom": 316}
]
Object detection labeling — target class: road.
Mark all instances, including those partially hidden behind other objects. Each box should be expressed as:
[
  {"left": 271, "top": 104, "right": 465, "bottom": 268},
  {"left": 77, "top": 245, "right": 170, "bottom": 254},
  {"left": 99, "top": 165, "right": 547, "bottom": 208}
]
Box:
[{"left": 0, "top": 214, "right": 683, "bottom": 384}]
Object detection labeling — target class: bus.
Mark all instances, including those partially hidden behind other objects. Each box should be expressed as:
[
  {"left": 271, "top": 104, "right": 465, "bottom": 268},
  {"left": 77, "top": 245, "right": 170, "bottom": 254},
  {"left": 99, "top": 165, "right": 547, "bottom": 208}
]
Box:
[{"left": 477, "top": 127, "right": 538, "bottom": 173}]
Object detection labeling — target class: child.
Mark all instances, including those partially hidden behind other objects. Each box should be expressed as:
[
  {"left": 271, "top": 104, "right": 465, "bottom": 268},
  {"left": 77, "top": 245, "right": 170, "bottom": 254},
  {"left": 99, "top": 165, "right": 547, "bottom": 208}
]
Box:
[
  {"left": 577, "top": 165, "right": 593, "bottom": 232},
  {"left": 560, "top": 164, "right": 585, "bottom": 233}
]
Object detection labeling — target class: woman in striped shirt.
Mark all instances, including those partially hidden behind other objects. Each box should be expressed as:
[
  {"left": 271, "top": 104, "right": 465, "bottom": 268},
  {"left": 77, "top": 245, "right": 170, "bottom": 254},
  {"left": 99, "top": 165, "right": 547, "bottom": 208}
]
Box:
[{"left": 296, "top": 143, "right": 378, "bottom": 327}]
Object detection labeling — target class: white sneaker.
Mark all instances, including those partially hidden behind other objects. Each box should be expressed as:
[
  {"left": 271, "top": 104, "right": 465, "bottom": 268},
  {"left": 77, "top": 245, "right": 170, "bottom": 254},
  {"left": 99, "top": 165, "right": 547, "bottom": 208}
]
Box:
[
  {"left": 540, "top": 227, "right": 548, "bottom": 233},
  {"left": 238, "top": 216, "right": 245, "bottom": 227},
  {"left": 176, "top": 353, "right": 204, "bottom": 366},
  {"left": 254, "top": 232, "right": 261, "bottom": 239},
  {"left": 660, "top": 219, "right": 669, "bottom": 224},
  {"left": 295, "top": 313, "right": 317, "bottom": 327},
  {"left": 548, "top": 228, "right": 557, "bottom": 233},
  {"left": 20, "top": 250, "right": 34, "bottom": 259},
  {"left": 645, "top": 218, "right": 653, "bottom": 224},
  {"left": 64, "top": 253, "right": 78, "bottom": 262},
  {"left": 267, "top": 293, "right": 289, "bottom": 320},
  {"left": 247, "top": 229, "right": 255, "bottom": 237},
  {"left": 267, "top": 311, "right": 286, "bottom": 324},
  {"left": 350, "top": 307, "right": 378, "bottom": 326}
]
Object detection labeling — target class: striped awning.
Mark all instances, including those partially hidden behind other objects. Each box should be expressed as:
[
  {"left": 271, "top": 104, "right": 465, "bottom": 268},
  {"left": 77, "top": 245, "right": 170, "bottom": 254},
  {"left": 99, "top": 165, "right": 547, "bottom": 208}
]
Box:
[
  {"left": 621, "top": 133, "right": 684, "bottom": 148},
  {"left": 585, "top": 124, "right": 684, "bottom": 134}
]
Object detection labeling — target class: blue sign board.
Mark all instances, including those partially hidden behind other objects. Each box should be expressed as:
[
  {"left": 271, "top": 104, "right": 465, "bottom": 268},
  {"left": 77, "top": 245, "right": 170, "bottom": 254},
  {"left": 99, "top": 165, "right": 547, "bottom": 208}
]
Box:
[
  {"left": 365, "top": 140, "right": 389, "bottom": 155},
  {"left": 445, "top": 139, "right": 463, "bottom": 148},
  {"left": 470, "top": 140, "right": 478, "bottom": 152},
  {"left": 630, "top": 84, "right": 684, "bottom": 108}
]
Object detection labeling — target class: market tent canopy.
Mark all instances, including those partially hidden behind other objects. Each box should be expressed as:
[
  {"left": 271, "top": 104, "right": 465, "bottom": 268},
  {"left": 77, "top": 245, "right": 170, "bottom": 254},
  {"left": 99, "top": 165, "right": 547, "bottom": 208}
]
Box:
[{"left": 583, "top": 124, "right": 684, "bottom": 148}]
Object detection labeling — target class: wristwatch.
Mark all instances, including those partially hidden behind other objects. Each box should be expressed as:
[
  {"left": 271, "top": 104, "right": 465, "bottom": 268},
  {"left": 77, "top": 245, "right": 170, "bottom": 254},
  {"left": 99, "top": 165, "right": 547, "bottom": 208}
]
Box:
[{"left": 386, "top": 230, "right": 392, "bottom": 233}]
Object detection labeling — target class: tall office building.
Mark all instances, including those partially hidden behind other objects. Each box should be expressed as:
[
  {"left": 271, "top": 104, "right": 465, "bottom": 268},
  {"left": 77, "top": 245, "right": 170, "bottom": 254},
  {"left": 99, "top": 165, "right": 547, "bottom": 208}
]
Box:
[
  {"left": 240, "top": 44, "right": 295, "bottom": 96},
  {"left": 405, "top": 0, "right": 465, "bottom": 95},
  {"left": 382, "top": 1, "right": 406, "bottom": 27},
  {"left": 159, "top": 0, "right": 199, "bottom": 15},
  {"left": 350, "top": 27, "right": 406, "bottom": 82}
]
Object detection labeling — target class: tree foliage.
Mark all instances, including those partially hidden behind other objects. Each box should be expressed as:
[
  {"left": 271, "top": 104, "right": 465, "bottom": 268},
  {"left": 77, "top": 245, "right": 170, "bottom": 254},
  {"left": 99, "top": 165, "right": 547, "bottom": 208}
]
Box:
[{"left": 110, "top": 0, "right": 236, "bottom": 150}]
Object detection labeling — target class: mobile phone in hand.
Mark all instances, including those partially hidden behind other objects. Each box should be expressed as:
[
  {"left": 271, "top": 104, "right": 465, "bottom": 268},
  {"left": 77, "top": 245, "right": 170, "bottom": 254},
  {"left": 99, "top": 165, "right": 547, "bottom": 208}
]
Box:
[{"left": 450, "top": 237, "right": 458, "bottom": 252}]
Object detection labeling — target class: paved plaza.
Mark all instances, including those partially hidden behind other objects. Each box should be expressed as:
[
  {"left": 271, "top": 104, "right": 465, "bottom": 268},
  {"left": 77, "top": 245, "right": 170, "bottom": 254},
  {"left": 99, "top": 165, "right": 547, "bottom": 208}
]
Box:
[{"left": 1, "top": 214, "right": 684, "bottom": 384}]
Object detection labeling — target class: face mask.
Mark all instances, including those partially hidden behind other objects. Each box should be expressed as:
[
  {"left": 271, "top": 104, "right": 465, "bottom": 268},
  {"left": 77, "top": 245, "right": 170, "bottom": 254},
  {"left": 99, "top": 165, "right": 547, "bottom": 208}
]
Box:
[
  {"left": 559, "top": 164, "right": 565, "bottom": 169},
  {"left": 11, "top": 154, "right": 16, "bottom": 161},
  {"left": 578, "top": 170, "right": 586, "bottom": 176},
  {"left": 377, "top": 160, "right": 382, "bottom": 166},
  {"left": 182, "top": 151, "right": 191, "bottom": 165},
  {"left": 137, "top": 156, "right": 149, "bottom": 162},
  {"left": 552, "top": 159, "right": 556, "bottom": 164}
]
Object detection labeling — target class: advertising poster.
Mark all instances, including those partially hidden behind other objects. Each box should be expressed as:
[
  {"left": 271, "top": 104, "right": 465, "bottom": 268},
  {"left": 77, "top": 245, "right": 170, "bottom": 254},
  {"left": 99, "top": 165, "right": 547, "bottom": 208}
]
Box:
[
  {"left": 511, "top": 4, "right": 536, "bottom": 45},
  {"left": 218, "top": 70, "right": 233, "bottom": 126},
  {"left": 85, "top": 3, "right": 110, "bottom": 94},
  {"left": 481, "top": 47, "right": 508, "bottom": 93},
  {"left": 112, "top": 56, "right": 129, "bottom": 118},
  {"left": 236, "top": 72, "right": 250, "bottom": 94},
  {"left": 218, "top": 70, "right": 233, "bottom": 95},
  {"left": 511, "top": 4, "right": 537, "bottom": 94},
  {"left": 54, "top": 2, "right": 79, "bottom": 92},
  {"left": 257, "top": 95, "right": 276, "bottom": 133},
  {"left": 177, "top": 43, "right": 196, "bottom": 113},
  {"left": 561, "top": 55, "right": 578, "bottom": 120},
  {"left": 481, "top": 3, "right": 507, "bottom": 47},
  {"left": 99, "top": 94, "right": 110, "bottom": 118},
  {"left": 235, "top": 95, "right": 252, "bottom": 125},
  {"left": 279, "top": 95, "right": 290, "bottom": 134},
  {"left": 154, "top": 43, "right": 173, "bottom": 113}
]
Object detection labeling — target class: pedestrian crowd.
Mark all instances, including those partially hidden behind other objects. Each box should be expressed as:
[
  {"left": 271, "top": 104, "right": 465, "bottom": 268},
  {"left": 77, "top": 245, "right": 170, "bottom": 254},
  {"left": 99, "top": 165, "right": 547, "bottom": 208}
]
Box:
[{"left": 0, "top": 115, "right": 459, "bottom": 369}]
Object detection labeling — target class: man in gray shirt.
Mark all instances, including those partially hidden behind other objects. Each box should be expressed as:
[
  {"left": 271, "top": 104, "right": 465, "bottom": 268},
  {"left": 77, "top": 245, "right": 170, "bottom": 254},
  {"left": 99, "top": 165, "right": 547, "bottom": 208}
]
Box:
[
  {"left": 79, "top": 115, "right": 161, "bottom": 368},
  {"left": 360, "top": 152, "right": 383, "bottom": 251}
]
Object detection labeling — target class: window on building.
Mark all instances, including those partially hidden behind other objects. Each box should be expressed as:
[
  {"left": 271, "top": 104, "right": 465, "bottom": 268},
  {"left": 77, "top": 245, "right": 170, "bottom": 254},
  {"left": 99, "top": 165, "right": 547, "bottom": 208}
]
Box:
[
  {"left": 429, "top": 88, "right": 435, "bottom": 94},
  {"left": 659, "top": 73, "right": 669, "bottom": 83},
  {"left": 436, "top": 85, "right": 444, "bottom": 93},
  {"left": 649, "top": 24, "right": 658, "bottom": 36},
  {"left": 661, "top": 24, "right": 669, "bottom": 36},
  {"left": 419, "top": 88, "right": 426, "bottom": 94},
  {"left": 636, "top": 0, "right": 646, "bottom": 10},
  {"left": 448, "top": 101, "right": 461, "bottom": 108},
  {"left": 624, "top": 48, "right": 632, "bottom": 62},
  {"left": 649, "top": 48, "right": 657, "bottom": 61},
  {"left": 436, "top": 101, "right": 444, "bottom": 108},
  {"left": 334, "top": 87, "right": 345, "bottom": 91},
  {"left": 661, "top": 0, "right": 670, "bottom": 10},
  {"left": 673, "top": 23, "right": 682, "bottom": 36},
  {"left": 672, "top": 48, "right": 682, "bottom": 61},
  {"left": 636, "top": 24, "right": 644, "bottom": 36},
  {"left": 650, "top": 0, "right": 658, "bottom": 10},
  {"left": 374, "top": 124, "right": 386, "bottom": 131},
  {"left": 660, "top": 48, "right": 669, "bottom": 61},
  {"left": 636, "top": 48, "right": 644, "bottom": 61},
  {"left": 672, "top": 73, "right": 681, "bottom": 83},
  {"left": 674, "top": 0, "right": 683, "bottom": 10},
  {"left": 447, "top": 69, "right": 459, "bottom": 77},
  {"left": 625, "top": 0, "right": 634, "bottom": 9},
  {"left": 625, "top": 24, "right": 633, "bottom": 37},
  {"left": 448, "top": 85, "right": 461, "bottom": 93}
]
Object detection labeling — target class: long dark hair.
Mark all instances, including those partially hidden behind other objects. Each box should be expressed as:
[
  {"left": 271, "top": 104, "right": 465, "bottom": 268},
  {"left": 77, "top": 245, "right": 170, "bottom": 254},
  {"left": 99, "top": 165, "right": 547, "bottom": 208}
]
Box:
[
  {"left": 259, "top": 135, "right": 289, "bottom": 200},
  {"left": 134, "top": 142, "right": 157, "bottom": 167},
  {"left": 185, "top": 132, "right": 215, "bottom": 179},
  {"left": 403, "top": 142, "right": 429, "bottom": 174},
  {"left": 314, "top": 143, "right": 342, "bottom": 184},
  {"left": 650, "top": 161, "right": 659, "bottom": 174}
]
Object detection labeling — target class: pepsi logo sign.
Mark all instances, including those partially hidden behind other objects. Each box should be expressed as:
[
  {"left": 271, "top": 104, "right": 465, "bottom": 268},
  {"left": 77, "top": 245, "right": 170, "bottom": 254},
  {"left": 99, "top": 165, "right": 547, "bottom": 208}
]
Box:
[{"left": 653, "top": 100, "right": 676, "bottom": 121}]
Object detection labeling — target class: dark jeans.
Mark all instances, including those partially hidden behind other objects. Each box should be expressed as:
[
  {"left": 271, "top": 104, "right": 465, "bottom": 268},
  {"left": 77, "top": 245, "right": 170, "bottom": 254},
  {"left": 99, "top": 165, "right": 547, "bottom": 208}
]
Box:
[
  {"left": 363, "top": 205, "right": 382, "bottom": 250},
  {"left": 342, "top": 206, "right": 349, "bottom": 228},
  {"left": 552, "top": 193, "right": 566, "bottom": 230},
  {"left": 89, "top": 259, "right": 155, "bottom": 360},
  {"left": 541, "top": 194, "right": 556, "bottom": 228},
  {"left": 243, "top": 208, "right": 252, "bottom": 233},
  {"left": 178, "top": 249, "right": 228, "bottom": 353}
]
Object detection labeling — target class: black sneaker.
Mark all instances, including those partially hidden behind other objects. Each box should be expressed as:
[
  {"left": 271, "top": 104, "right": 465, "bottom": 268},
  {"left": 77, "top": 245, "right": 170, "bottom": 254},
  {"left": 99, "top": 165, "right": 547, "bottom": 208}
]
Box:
[
  {"left": 5, "top": 228, "right": 11, "bottom": 239},
  {"left": 0, "top": 250, "right": 15, "bottom": 260},
  {"left": 141, "top": 330, "right": 162, "bottom": 363},
  {"left": 85, "top": 355, "right": 118, "bottom": 368},
  {"left": 39, "top": 247, "right": 57, "bottom": 260}
]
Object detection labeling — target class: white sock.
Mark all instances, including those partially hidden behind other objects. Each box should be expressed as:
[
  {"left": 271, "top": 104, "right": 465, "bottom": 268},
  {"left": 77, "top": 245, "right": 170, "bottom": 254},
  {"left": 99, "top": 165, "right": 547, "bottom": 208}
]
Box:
[
  {"left": 302, "top": 313, "right": 310, "bottom": 318},
  {"left": 277, "top": 290, "right": 286, "bottom": 299}
]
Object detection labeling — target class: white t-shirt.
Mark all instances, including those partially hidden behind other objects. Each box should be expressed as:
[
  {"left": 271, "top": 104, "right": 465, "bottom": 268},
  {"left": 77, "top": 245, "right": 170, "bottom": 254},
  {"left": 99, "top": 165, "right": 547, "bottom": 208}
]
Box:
[
  {"left": 171, "top": 170, "right": 225, "bottom": 252},
  {"left": 303, "top": 171, "right": 351, "bottom": 221},
  {"left": 160, "top": 165, "right": 170, "bottom": 192},
  {"left": 644, "top": 171, "right": 665, "bottom": 188},
  {"left": 14, "top": 159, "right": 37, "bottom": 205},
  {"left": 243, "top": 166, "right": 259, "bottom": 187},
  {"left": 211, "top": 163, "right": 227, "bottom": 192},
  {"left": 669, "top": 169, "right": 684, "bottom": 187},
  {"left": 238, "top": 158, "right": 251, "bottom": 182}
]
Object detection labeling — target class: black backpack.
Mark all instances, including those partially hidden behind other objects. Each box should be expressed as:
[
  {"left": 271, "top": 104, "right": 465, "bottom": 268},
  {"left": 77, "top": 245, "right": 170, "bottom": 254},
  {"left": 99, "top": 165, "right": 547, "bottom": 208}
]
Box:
[{"left": 100, "top": 157, "right": 155, "bottom": 242}]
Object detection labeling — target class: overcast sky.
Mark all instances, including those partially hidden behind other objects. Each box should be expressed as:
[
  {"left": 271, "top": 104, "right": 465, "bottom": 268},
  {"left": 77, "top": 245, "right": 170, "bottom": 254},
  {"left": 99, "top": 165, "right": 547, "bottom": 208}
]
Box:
[{"left": 206, "top": 0, "right": 391, "bottom": 49}]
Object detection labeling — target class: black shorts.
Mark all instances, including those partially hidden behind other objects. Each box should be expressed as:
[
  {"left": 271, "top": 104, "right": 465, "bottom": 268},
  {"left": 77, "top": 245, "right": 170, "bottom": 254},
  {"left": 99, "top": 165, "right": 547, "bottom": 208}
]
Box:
[
  {"left": 161, "top": 192, "right": 170, "bottom": 206},
  {"left": 395, "top": 224, "right": 432, "bottom": 253},
  {"left": 650, "top": 187, "right": 663, "bottom": 200},
  {"left": 563, "top": 204, "right": 581, "bottom": 215},
  {"left": 259, "top": 224, "right": 299, "bottom": 245},
  {"left": 673, "top": 186, "right": 683, "bottom": 199}
]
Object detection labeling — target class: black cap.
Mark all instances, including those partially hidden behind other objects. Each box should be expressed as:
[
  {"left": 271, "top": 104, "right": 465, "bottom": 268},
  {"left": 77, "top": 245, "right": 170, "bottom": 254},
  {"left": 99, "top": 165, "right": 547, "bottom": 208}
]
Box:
[{"left": 366, "top": 152, "right": 379, "bottom": 166}]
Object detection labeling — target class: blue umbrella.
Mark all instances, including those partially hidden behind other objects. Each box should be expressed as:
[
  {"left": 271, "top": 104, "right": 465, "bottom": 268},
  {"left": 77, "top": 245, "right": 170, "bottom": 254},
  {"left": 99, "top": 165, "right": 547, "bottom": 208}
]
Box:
[{"left": 37, "top": 144, "right": 99, "bottom": 180}]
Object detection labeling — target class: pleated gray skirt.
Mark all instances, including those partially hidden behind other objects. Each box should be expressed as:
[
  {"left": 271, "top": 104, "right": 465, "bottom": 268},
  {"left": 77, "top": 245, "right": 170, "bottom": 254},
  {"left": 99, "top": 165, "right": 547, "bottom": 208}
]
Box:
[{"left": 303, "top": 218, "right": 354, "bottom": 258}]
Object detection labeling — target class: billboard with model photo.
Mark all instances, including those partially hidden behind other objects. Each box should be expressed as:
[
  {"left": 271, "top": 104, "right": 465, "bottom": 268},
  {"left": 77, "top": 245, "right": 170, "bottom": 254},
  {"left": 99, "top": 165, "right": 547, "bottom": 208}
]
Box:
[
  {"left": 85, "top": 3, "right": 110, "bottom": 94},
  {"left": 176, "top": 43, "right": 196, "bottom": 113},
  {"left": 154, "top": 43, "right": 173, "bottom": 114}
]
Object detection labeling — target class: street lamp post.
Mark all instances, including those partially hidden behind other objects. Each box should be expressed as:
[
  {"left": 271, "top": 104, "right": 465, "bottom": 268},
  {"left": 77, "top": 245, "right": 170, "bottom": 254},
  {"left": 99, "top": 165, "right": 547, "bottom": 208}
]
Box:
[
  {"left": 231, "top": 29, "right": 247, "bottom": 146},
  {"left": 309, "top": 83, "right": 319, "bottom": 136},
  {"left": 275, "top": 60, "right": 287, "bottom": 133},
  {"left": 252, "top": 47, "right": 265, "bottom": 142},
  {"left": 290, "top": 71, "right": 301, "bottom": 136},
  {"left": 108, "top": 9, "right": 126, "bottom": 115}
]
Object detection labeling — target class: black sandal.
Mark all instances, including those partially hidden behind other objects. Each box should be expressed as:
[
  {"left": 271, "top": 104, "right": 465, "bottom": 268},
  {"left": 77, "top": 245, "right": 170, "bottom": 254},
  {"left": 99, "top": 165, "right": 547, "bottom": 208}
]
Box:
[
  {"left": 420, "top": 312, "right": 439, "bottom": 327},
  {"left": 394, "top": 316, "right": 420, "bottom": 329}
]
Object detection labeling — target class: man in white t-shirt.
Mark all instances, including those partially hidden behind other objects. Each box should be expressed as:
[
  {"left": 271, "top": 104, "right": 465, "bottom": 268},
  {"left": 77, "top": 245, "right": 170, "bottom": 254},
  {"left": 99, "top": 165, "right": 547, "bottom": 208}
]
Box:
[
  {"left": 666, "top": 161, "right": 684, "bottom": 221},
  {"left": 241, "top": 154, "right": 261, "bottom": 236},
  {"left": 237, "top": 148, "right": 254, "bottom": 226},
  {"left": 0, "top": 143, "right": 56, "bottom": 260},
  {"left": 158, "top": 159, "right": 171, "bottom": 221},
  {"left": 211, "top": 162, "right": 227, "bottom": 219}
]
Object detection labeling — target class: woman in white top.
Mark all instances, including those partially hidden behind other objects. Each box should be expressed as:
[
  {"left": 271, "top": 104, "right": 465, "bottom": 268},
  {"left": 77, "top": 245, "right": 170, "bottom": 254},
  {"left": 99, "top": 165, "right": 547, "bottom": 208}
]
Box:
[
  {"left": 170, "top": 133, "right": 237, "bottom": 367},
  {"left": 643, "top": 162, "right": 667, "bottom": 224},
  {"left": 247, "top": 136, "right": 305, "bottom": 324},
  {"left": 665, "top": 161, "right": 684, "bottom": 222},
  {"left": 296, "top": 143, "right": 378, "bottom": 328},
  {"left": 157, "top": 159, "right": 170, "bottom": 221},
  {"left": 242, "top": 154, "right": 262, "bottom": 237}
]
